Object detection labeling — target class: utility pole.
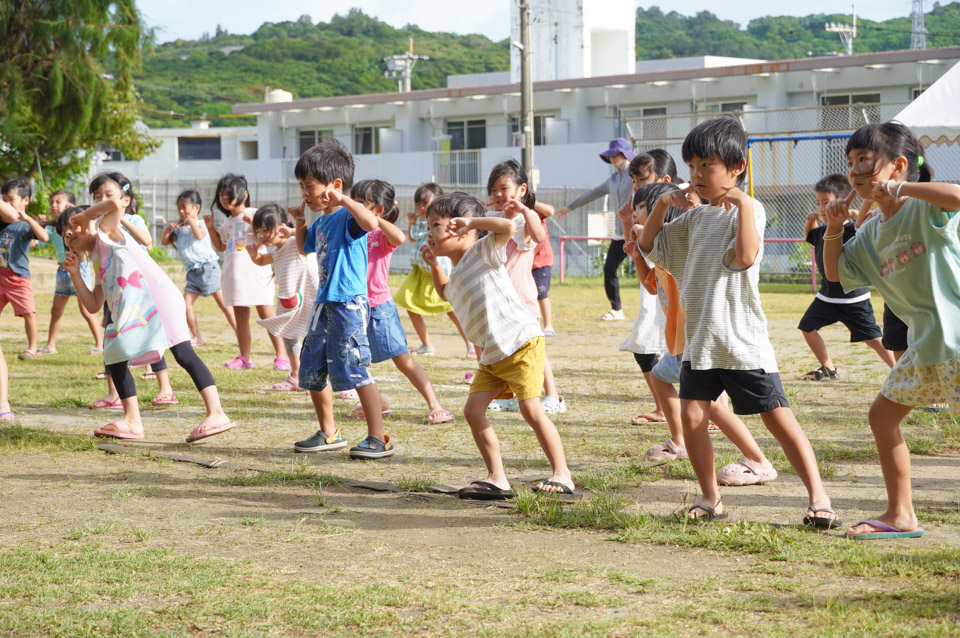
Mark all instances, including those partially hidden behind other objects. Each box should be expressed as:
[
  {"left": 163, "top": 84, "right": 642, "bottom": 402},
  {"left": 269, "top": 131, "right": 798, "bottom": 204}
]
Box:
[
  {"left": 825, "top": 4, "right": 857, "bottom": 56},
  {"left": 911, "top": 0, "right": 927, "bottom": 49},
  {"left": 519, "top": 1, "right": 535, "bottom": 176},
  {"left": 383, "top": 37, "right": 430, "bottom": 93}
]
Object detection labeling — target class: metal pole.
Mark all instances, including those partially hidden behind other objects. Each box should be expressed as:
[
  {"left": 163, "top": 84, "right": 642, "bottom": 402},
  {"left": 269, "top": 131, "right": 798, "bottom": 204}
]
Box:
[{"left": 520, "top": 1, "right": 534, "bottom": 174}]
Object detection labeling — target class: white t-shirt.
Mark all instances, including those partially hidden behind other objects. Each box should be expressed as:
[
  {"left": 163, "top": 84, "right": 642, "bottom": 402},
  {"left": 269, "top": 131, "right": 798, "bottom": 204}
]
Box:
[
  {"left": 645, "top": 200, "right": 779, "bottom": 372},
  {"left": 444, "top": 233, "right": 543, "bottom": 365}
]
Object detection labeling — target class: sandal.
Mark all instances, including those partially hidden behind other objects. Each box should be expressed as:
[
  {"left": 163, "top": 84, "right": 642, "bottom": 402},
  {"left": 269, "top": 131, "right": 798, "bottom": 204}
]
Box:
[
  {"left": 151, "top": 393, "right": 179, "bottom": 406},
  {"left": 459, "top": 481, "right": 514, "bottom": 500},
  {"left": 803, "top": 365, "right": 838, "bottom": 381},
  {"left": 89, "top": 397, "right": 122, "bottom": 410},
  {"left": 410, "top": 344, "right": 435, "bottom": 356},
  {"left": 532, "top": 479, "right": 582, "bottom": 501},
  {"left": 89, "top": 347, "right": 103, "bottom": 355},
  {"left": 273, "top": 356, "right": 291, "bottom": 371},
  {"left": 630, "top": 413, "right": 667, "bottom": 425},
  {"left": 93, "top": 422, "right": 144, "bottom": 440},
  {"left": 271, "top": 376, "right": 301, "bottom": 391},
  {"left": 338, "top": 389, "right": 360, "bottom": 401},
  {"left": 600, "top": 309, "right": 624, "bottom": 321},
  {"left": 185, "top": 421, "right": 236, "bottom": 443},
  {"left": 676, "top": 502, "right": 727, "bottom": 522},
  {"left": 38, "top": 347, "right": 58, "bottom": 355},
  {"left": 348, "top": 406, "right": 394, "bottom": 420},
  {"left": 92, "top": 371, "right": 108, "bottom": 380},
  {"left": 426, "top": 408, "right": 454, "bottom": 424},
  {"left": 0, "top": 411, "right": 15, "bottom": 422},
  {"left": 140, "top": 371, "right": 157, "bottom": 381},
  {"left": 717, "top": 457, "right": 778, "bottom": 486},
  {"left": 17, "top": 350, "right": 38, "bottom": 361},
  {"left": 803, "top": 507, "right": 843, "bottom": 530}
]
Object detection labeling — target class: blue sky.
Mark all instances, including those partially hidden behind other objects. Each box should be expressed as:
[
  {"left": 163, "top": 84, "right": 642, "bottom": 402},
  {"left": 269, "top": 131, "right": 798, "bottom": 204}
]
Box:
[{"left": 138, "top": 1, "right": 918, "bottom": 44}]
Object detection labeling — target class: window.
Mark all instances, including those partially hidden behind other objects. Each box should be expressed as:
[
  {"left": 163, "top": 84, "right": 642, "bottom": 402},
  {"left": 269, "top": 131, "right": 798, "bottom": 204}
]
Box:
[
  {"left": 178, "top": 136, "right": 221, "bottom": 161},
  {"left": 820, "top": 93, "right": 881, "bottom": 129},
  {"left": 701, "top": 101, "right": 747, "bottom": 113},
  {"left": 446, "top": 120, "right": 486, "bottom": 151},
  {"left": 99, "top": 145, "right": 127, "bottom": 162},
  {"left": 298, "top": 129, "right": 334, "bottom": 156},
  {"left": 353, "top": 126, "right": 381, "bottom": 155},
  {"left": 508, "top": 115, "right": 552, "bottom": 146},
  {"left": 912, "top": 88, "right": 925, "bottom": 100},
  {"left": 239, "top": 140, "right": 258, "bottom": 161}
]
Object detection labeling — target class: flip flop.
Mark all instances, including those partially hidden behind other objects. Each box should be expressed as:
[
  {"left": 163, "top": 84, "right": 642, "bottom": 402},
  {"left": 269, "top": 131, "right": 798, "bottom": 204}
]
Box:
[
  {"left": 185, "top": 421, "right": 236, "bottom": 443},
  {"left": 631, "top": 413, "right": 667, "bottom": 425},
  {"left": 426, "top": 408, "right": 454, "bottom": 424},
  {"left": 92, "top": 372, "right": 108, "bottom": 380},
  {"left": 140, "top": 371, "right": 157, "bottom": 381},
  {"left": 93, "top": 422, "right": 145, "bottom": 440},
  {"left": 0, "top": 411, "right": 15, "bottom": 422},
  {"left": 676, "top": 503, "right": 727, "bottom": 522},
  {"left": 542, "top": 329, "right": 558, "bottom": 337},
  {"left": 532, "top": 480, "right": 582, "bottom": 501},
  {"left": 458, "top": 480, "right": 514, "bottom": 500},
  {"left": 348, "top": 406, "right": 394, "bottom": 419},
  {"left": 89, "top": 397, "right": 122, "bottom": 410},
  {"left": 151, "top": 393, "right": 179, "bottom": 406},
  {"left": 846, "top": 520, "right": 925, "bottom": 540},
  {"left": 18, "top": 350, "right": 38, "bottom": 361},
  {"left": 38, "top": 347, "right": 58, "bottom": 355},
  {"left": 803, "top": 507, "right": 843, "bottom": 530}
]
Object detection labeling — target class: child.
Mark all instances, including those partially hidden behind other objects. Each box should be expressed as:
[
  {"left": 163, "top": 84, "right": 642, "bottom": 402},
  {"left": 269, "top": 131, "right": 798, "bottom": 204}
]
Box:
[
  {"left": 0, "top": 177, "right": 50, "bottom": 360},
  {"left": 485, "top": 159, "right": 565, "bottom": 414},
  {"left": 394, "top": 183, "right": 474, "bottom": 357},
  {"left": 422, "top": 192, "right": 576, "bottom": 499},
  {"left": 161, "top": 189, "right": 237, "bottom": 347},
  {"left": 626, "top": 182, "right": 778, "bottom": 486},
  {"left": 59, "top": 195, "right": 234, "bottom": 443},
  {"left": 247, "top": 203, "right": 318, "bottom": 392},
  {"left": 204, "top": 173, "right": 285, "bottom": 370},
  {"left": 531, "top": 201, "right": 557, "bottom": 336},
  {"left": 822, "top": 121, "right": 960, "bottom": 540},
  {"left": 639, "top": 118, "right": 837, "bottom": 525},
  {"left": 618, "top": 151, "right": 678, "bottom": 424},
  {"left": 289, "top": 139, "right": 393, "bottom": 459},
  {"left": 799, "top": 174, "right": 894, "bottom": 380},
  {"left": 349, "top": 179, "right": 453, "bottom": 424},
  {"left": 36, "top": 191, "right": 103, "bottom": 355},
  {"left": 0, "top": 340, "right": 10, "bottom": 421}
]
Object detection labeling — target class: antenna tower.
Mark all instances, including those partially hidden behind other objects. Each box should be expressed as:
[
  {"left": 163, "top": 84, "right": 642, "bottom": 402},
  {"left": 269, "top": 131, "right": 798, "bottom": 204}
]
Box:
[
  {"left": 911, "top": 0, "right": 927, "bottom": 49},
  {"left": 825, "top": 4, "right": 857, "bottom": 56}
]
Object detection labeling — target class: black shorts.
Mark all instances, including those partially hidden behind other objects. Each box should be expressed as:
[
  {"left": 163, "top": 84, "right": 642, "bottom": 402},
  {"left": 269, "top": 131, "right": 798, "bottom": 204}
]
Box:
[
  {"left": 678, "top": 362, "right": 789, "bottom": 415},
  {"left": 797, "top": 297, "right": 882, "bottom": 342},
  {"left": 633, "top": 352, "right": 659, "bottom": 373},
  {"left": 882, "top": 304, "right": 909, "bottom": 352},
  {"left": 532, "top": 266, "right": 551, "bottom": 300}
]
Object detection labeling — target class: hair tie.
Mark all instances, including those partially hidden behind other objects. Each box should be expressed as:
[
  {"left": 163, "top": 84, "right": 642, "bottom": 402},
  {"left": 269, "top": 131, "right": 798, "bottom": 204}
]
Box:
[{"left": 917, "top": 155, "right": 925, "bottom": 168}]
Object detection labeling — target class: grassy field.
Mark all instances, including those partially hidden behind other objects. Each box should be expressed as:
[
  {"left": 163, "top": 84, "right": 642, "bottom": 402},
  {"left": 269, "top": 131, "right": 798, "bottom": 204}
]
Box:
[{"left": 1, "top": 262, "right": 958, "bottom": 637}]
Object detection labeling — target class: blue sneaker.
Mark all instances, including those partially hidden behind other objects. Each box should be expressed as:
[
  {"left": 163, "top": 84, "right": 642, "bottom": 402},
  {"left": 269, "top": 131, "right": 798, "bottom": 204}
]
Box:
[
  {"left": 349, "top": 435, "right": 395, "bottom": 459},
  {"left": 294, "top": 429, "right": 348, "bottom": 453}
]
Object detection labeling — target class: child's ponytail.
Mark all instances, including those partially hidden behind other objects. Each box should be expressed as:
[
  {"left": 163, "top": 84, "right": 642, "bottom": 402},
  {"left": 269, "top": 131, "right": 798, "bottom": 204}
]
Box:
[{"left": 846, "top": 121, "right": 933, "bottom": 183}]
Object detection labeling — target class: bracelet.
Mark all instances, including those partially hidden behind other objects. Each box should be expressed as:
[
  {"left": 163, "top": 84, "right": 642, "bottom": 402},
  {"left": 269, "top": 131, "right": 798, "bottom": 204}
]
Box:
[
  {"left": 823, "top": 230, "right": 844, "bottom": 241},
  {"left": 886, "top": 180, "right": 897, "bottom": 198},
  {"left": 896, "top": 181, "right": 906, "bottom": 199}
]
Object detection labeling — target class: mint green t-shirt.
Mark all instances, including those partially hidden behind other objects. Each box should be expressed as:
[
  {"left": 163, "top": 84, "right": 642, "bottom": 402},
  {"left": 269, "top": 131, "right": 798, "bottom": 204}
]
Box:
[{"left": 838, "top": 196, "right": 960, "bottom": 366}]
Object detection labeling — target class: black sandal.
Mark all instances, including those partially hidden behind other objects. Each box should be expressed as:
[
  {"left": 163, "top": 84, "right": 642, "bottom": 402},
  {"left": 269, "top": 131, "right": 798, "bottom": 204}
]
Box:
[
  {"left": 676, "top": 502, "right": 728, "bottom": 522},
  {"left": 803, "top": 366, "right": 838, "bottom": 381},
  {"left": 459, "top": 481, "right": 514, "bottom": 501},
  {"left": 803, "top": 507, "right": 843, "bottom": 529},
  {"left": 532, "top": 480, "right": 582, "bottom": 501}
]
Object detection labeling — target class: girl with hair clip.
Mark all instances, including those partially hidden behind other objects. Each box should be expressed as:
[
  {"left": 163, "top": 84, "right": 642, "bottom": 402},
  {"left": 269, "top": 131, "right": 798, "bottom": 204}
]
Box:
[
  {"left": 247, "top": 203, "right": 319, "bottom": 392},
  {"left": 204, "top": 173, "right": 285, "bottom": 370},
  {"left": 161, "top": 189, "right": 237, "bottom": 348},
  {"left": 485, "top": 158, "right": 566, "bottom": 414},
  {"left": 59, "top": 194, "right": 234, "bottom": 443},
  {"left": 348, "top": 179, "right": 454, "bottom": 424},
  {"left": 823, "top": 121, "right": 960, "bottom": 540}
]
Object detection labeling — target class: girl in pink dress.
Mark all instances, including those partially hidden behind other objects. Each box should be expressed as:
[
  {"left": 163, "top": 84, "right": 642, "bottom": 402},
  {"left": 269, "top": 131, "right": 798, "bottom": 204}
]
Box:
[
  {"left": 203, "top": 173, "right": 285, "bottom": 371},
  {"left": 248, "top": 204, "right": 319, "bottom": 391},
  {"left": 59, "top": 191, "right": 234, "bottom": 443},
  {"left": 485, "top": 159, "right": 566, "bottom": 414}
]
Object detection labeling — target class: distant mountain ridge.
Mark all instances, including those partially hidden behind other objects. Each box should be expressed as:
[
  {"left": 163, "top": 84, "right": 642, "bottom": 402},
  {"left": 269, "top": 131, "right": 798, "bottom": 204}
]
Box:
[{"left": 136, "top": 4, "right": 960, "bottom": 127}]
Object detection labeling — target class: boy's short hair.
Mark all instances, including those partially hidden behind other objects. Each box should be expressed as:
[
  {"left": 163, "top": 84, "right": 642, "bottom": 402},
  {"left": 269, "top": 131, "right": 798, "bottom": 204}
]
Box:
[
  {"left": 427, "top": 192, "right": 486, "bottom": 237},
  {"left": 681, "top": 117, "right": 747, "bottom": 187},
  {"left": 50, "top": 189, "right": 76, "bottom": 205},
  {"left": 294, "top": 137, "right": 355, "bottom": 192},
  {"left": 414, "top": 183, "right": 443, "bottom": 205},
  {"left": 1, "top": 177, "right": 32, "bottom": 200},
  {"left": 814, "top": 173, "right": 852, "bottom": 199}
]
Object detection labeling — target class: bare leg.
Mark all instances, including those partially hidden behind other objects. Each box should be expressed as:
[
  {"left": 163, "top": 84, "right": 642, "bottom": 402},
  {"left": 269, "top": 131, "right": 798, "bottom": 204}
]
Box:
[
  {"left": 391, "top": 352, "right": 442, "bottom": 412},
  {"left": 802, "top": 330, "right": 834, "bottom": 370},
  {"left": 407, "top": 311, "right": 431, "bottom": 349},
  {"left": 23, "top": 312, "right": 38, "bottom": 354},
  {"left": 519, "top": 396, "right": 574, "bottom": 491},
  {"left": 309, "top": 386, "right": 336, "bottom": 436},
  {"left": 234, "top": 306, "right": 251, "bottom": 359},
  {"left": 355, "top": 383, "right": 384, "bottom": 441},
  {"left": 641, "top": 370, "right": 665, "bottom": 420},
  {"left": 539, "top": 296, "right": 554, "bottom": 332},
  {"left": 463, "top": 388, "right": 511, "bottom": 490},
  {"left": 113, "top": 395, "right": 144, "bottom": 435},
  {"left": 212, "top": 291, "right": 238, "bottom": 333},
  {"left": 95, "top": 375, "right": 121, "bottom": 405},
  {"left": 154, "top": 368, "right": 174, "bottom": 397},
  {"left": 194, "top": 384, "right": 232, "bottom": 431},
  {"left": 651, "top": 377, "right": 683, "bottom": 447},
  {"left": 847, "top": 395, "right": 918, "bottom": 535},
  {"left": 759, "top": 407, "right": 833, "bottom": 516},
  {"left": 0, "top": 344, "right": 9, "bottom": 414},
  {"left": 446, "top": 311, "right": 473, "bottom": 350},
  {"left": 45, "top": 295, "right": 69, "bottom": 351},
  {"left": 864, "top": 337, "right": 896, "bottom": 368},
  {"left": 184, "top": 291, "right": 201, "bottom": 343},
  {"left": 543, "top": 355, "right": 559, "bottom": 399},
  {"left": 680, "top": 399, "right": 722, "bottom": 516},
  {"left": 256, "top": 304, "right": 284, "bottom": 358},
  {"left": 709, "top": 402, "right": 771, "bottom": 467},
  {"left": 77, "top": 298, "right": 103, "bottom": 349}
]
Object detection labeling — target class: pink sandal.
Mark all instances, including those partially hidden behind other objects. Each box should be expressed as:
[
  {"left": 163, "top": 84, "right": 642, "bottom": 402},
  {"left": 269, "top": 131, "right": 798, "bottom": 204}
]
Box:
[
  {"left": 151, "top": 393, "right": 179, "bottom": 406},
  {"left": 185, "top": 421, "right": 236, "bottom": 443},
  {"left": 89, "top": 397, "right": 122, "bottom": 410},
  {"left": 426, "top": 409, "right": 454, "bottom": 424},
  {"left": 716, "top": 458, "right": 778, "bottom": 486},
  {"left": 348, "top": 406, "right": 394, "bottom": 419},
  {"left": 271, "top": 376, "right": 302, "bottom": 391},
  {"left": 93, "top": 422, "right": 144, "bottom": 440}
]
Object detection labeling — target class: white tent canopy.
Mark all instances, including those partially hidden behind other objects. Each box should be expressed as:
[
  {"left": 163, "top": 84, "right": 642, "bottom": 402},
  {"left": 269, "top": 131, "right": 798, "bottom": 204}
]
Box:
[{"left": 895, "top": 61, "right": 960, "bottom": 148}]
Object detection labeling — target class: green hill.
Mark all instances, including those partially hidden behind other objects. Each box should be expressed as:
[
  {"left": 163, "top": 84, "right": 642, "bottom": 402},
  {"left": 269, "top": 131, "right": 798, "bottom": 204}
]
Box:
[{"left": 135, "top": 4, "right": 960, "bottom": 128}]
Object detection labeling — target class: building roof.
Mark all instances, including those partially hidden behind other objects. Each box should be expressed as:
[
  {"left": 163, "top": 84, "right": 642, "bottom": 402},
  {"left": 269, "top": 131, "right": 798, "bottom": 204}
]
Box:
[{"left": 233, "top": 46, "right": 960, "bottom": 115}]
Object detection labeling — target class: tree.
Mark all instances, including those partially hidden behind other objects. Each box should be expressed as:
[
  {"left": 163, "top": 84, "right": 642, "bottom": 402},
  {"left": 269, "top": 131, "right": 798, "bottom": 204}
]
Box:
[{"left": 0, "top": 0, "right": 158, "bottom": 204}]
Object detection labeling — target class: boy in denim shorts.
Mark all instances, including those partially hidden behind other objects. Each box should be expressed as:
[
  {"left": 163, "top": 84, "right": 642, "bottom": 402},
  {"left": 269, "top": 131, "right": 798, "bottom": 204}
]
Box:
[{"left": 289, "top": 139, "right": 392, "bottom": 459}]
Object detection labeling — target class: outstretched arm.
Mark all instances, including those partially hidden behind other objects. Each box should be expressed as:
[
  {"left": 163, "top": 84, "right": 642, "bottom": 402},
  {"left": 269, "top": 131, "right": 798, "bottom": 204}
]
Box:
[{"left": 450, "top": 216, "right": 516, "bottom": 250}]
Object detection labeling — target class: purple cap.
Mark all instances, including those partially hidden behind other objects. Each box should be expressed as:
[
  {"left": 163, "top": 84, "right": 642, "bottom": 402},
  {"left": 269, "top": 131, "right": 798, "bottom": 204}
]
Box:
[{"left": 599, "top": 138, "right": 637, "bottom": 163}]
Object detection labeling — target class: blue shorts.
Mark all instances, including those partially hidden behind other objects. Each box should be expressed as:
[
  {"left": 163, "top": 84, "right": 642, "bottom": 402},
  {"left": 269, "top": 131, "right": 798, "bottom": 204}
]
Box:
[
  {"left": 367, "top": 300, "right": 408, "bottom": 364},
  {"left": 184, "top": 261, "right": 221, "bottom": 296},
  {"left": 55, "top": 262, "right": 93, "bottom": 297},
  {"left": 532, "top": 266, "right": 551, "bottom": 300},
  {"left": 299, "top": 296, "right": 374, "bottom": 393},
  {"left": 652, "top": 352, "right": 682, "bottom": 385}
]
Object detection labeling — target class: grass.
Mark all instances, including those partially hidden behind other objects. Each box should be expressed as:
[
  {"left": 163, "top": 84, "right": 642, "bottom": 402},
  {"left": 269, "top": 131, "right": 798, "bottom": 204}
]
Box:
[{"left": 0, "top": 424, "right": 96, "bottom": 454}]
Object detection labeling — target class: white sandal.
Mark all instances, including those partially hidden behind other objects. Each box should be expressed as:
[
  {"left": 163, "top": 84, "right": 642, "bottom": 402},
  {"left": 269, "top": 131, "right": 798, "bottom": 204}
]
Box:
[{"left": 717, "top": 457, "right": 778, "bottom": 486}]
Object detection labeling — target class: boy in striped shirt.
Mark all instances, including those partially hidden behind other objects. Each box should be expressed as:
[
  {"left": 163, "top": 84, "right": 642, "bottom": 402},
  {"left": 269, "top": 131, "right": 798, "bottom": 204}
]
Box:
[{"left": 421, "top": 192, "right": 576, "bottom": 500}]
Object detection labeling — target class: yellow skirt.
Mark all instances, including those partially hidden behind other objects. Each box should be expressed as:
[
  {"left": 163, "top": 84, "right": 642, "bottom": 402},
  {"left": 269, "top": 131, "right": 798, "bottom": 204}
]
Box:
[{"left": 393, "top": 265, "right": 453, "bottom": 315}]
